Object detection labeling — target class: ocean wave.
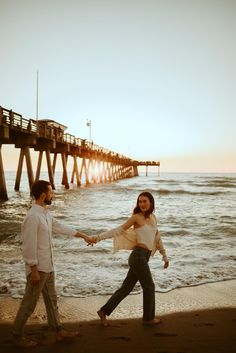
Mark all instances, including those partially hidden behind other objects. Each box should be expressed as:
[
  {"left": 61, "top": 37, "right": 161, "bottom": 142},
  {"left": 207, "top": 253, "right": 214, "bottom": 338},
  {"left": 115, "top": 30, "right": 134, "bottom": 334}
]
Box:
[
  {"left": 0, "top": 233, "right": 20, "bottom": 244},
  {"left": 157, "top": 188, "right": 227, "bottom": 196},
  {"left": 102, "top": 186, "right": 229, "bottom": 196},
  {"left": 191, "top": 182, "right": 236, "bottom": 188},
  {"left": 197, "top": 176, "right": 236, "bottom": 182},
  {"left": 154, "top": 179, "right": 180, "bottom": 184}
]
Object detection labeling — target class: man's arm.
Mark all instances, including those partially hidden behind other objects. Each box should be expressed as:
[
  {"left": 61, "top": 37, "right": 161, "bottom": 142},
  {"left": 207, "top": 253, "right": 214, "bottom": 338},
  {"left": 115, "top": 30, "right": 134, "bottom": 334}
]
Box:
[
  {"left": 22, "top": 215, "right": 38, "bottom": 268},
  {"left": 22, "top": 215, "right": 40, "bottom": 284},
  {"left": 52, "top": 217, "right": 90, "bottom": 243},
  {"left": 74, "top": 231, "right": 91, "bottom": 243}
]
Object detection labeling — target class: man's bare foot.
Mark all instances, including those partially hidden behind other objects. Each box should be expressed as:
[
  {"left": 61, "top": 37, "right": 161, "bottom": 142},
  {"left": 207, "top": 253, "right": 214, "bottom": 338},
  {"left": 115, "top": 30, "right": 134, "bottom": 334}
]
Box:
[
  {"left": 13, "top": 336, "right": 38, "bottom": 348},
  {"left": 97, "top": 309, "right": 109, "bottom": 326},
  {"left": 143, "top": 317, "right": 162, "bottom": 326},
  {"left": 56, "top": 329, "right": 82, "bottom": 342}
]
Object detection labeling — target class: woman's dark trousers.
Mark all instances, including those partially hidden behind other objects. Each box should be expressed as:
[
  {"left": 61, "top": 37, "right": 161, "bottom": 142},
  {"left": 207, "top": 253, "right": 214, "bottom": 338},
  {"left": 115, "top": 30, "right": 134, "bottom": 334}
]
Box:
[{"left": 101, "top": 246, "right": 155, "bottom": 321}]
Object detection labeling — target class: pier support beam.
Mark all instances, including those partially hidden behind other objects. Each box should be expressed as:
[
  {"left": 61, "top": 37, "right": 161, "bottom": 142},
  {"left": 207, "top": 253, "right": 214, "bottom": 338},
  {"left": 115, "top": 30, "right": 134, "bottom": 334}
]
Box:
[
  {"left": 106, "top": 161, "right": 111, "bottom": 182},
  {"left": 45, "top": 150, "right": 55, "bottom": 189},
  {"left": 97, "top": 161, "right": 102, "bottom": 183},
  {"left": 15, "top": 147, "right": 34, "bottom": 191},
  {"left": 0, "top": 145, "right": 8, "bottom": 200},
  {"left": 35, "top": 150, "right": 55, "bottom": 189},
  {"left": 133, "top": 165, "right": 138, "bottom": 177},
  {"left": 71, "top": 156, "right": 81, "bottom": 186},
  {"left": 52, "top": 153, "right": 57, "bottom": 176},
  {"left": 80, "top": 158, "right": 90, "bottom": 184},
  {"left": 90, "top": 159, "right": 97, "bottom": 183},
  {"left": 61, "top": 153, "right": 69, "bottom": 189},
  {"left": 35, "top": 151, "right": 43, "bottom": 181}
]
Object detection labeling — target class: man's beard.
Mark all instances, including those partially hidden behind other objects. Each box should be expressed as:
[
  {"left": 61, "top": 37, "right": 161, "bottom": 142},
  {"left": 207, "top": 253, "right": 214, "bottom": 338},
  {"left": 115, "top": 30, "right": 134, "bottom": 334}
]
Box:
[{"left": 45, "top": 198, "right": 52, "bottom": 205}]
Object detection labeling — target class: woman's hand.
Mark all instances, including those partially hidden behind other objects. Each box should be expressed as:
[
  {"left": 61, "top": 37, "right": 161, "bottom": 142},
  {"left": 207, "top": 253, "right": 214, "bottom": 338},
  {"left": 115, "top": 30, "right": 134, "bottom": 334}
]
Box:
[{"left": 164, "top": 260, "right": 169, "bottom": 269}]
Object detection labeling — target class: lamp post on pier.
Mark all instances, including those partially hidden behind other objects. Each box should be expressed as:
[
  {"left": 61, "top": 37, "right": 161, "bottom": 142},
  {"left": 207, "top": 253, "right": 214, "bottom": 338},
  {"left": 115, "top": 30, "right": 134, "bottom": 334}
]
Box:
[
  {"left": 86, "top": 119, "right": 92, "bottom": 141},
  {"left": 35, "top": 70, "right": 39, "bottom": 134},
  {"left": 35, "top": 70, "right": 39, "bottom": 121}
]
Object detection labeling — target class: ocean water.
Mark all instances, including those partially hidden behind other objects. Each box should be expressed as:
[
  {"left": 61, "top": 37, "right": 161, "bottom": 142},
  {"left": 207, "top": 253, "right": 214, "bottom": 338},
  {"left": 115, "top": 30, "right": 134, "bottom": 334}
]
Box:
[{"left": 0, "top": 171, "right": 235, "bottom": 298}]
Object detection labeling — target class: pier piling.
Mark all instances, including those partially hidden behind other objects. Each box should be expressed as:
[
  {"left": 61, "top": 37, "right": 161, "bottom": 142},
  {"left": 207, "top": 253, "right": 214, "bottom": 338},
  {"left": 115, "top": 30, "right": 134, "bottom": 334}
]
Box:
[{"left": 0, "top": 144, "right": 8, "bottom": 200}]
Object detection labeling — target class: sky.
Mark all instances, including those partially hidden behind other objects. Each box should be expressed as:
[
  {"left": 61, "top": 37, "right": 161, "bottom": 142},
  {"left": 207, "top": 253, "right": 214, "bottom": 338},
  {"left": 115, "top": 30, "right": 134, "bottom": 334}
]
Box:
[{"left": 0, "top": 0, "right": 236, "bottom": 173}]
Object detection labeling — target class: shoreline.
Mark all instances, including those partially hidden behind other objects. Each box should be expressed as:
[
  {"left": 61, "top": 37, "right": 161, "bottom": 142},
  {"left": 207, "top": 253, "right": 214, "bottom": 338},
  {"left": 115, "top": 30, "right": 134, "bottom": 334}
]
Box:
[
  {"left": 0, "top": 280, "right": 235, "bottom": 353},
  {"left": 1, "top": 279, "right": 235, "bottom": 323}
]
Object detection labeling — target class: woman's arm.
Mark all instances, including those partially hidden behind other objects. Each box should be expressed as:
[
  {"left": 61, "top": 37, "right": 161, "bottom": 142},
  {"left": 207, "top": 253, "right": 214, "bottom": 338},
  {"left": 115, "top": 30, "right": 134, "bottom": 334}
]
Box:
[
  {"left": 155, "top": 232, "right": 169, "bottom": 268},
  {"left": 93, "top": 215, "right": 137, "bottom": 242}
]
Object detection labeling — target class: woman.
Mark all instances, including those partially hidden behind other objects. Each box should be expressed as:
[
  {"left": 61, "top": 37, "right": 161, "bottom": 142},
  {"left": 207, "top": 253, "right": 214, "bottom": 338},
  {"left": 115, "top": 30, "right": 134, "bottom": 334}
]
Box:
[{"left": 91, "top": 191, "right": 169, "bottom": 326}]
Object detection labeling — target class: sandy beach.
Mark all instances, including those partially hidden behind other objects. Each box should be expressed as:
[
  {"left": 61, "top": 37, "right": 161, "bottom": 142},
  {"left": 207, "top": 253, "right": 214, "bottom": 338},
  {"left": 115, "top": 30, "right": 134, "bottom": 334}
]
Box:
[{"left": 0, "top": 279, "right": 235, "bottom": 352}]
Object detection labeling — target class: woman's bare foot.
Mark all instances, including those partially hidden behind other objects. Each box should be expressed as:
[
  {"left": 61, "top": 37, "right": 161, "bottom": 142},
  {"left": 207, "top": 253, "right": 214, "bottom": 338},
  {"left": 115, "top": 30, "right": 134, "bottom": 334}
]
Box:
[
  {"left": 143, "top": 317, "right": 162, "bottom": 326},
  {"left": 97, "top": 309, "right": 109, "bottom": 326}
]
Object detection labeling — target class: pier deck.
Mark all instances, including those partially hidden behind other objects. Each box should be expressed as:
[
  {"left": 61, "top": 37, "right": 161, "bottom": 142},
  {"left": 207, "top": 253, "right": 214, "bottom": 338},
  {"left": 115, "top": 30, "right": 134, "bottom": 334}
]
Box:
[{"left": 0, "top": 106, "right": 160, "bottom": 200}]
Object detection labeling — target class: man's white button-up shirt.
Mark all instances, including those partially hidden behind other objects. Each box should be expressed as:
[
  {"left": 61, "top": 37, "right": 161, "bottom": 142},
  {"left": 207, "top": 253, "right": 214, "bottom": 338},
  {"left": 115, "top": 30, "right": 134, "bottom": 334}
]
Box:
[{"left": 21, "top": 204, "right": 77, "bottom": 275}]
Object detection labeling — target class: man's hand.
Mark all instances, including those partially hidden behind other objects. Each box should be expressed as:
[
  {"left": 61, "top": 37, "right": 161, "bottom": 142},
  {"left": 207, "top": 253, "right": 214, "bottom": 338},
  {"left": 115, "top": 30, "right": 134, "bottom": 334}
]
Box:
[{"left": 30, "top": 267, "right": 40, "bottom": 285}]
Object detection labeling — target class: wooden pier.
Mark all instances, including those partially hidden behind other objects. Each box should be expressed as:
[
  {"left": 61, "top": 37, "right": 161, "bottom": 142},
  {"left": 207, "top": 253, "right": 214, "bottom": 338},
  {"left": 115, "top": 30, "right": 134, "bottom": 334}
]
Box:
[{"left": 0, "top": 106, "right": 160, "bottom": 200}]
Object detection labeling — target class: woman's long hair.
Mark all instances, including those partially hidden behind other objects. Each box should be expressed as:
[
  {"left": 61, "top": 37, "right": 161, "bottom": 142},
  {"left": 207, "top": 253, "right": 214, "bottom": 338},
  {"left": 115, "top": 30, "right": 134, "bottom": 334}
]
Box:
[{"left": 133, "top": 191, "right": 155, "bottom": 218}]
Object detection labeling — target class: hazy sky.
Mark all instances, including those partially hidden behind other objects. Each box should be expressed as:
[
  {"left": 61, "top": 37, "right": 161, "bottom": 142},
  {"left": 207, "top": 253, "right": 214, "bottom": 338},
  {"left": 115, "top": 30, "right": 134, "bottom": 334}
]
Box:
[{"left": 1, "top": 0, "right": 235, "bottom": 172}]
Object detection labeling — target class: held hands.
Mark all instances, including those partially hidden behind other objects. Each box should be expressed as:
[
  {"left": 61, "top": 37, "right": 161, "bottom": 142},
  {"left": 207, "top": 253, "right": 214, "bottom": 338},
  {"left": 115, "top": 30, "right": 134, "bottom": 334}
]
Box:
[
  {"left": 84, "top": 235, "right": 97, "bottom": 246},
  {"left": 74, "top": 231, "right": 97, "bottom": 246}
]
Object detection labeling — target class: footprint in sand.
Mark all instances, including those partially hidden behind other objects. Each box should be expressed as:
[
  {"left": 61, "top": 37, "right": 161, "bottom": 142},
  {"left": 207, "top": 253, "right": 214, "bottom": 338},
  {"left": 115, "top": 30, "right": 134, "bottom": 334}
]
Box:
[
  {"left": 89, "top": 323, "right": 121, "bottom": 327},
  {"left": 154, "top": 332, "right": 177, "bottom": 337},
  {"left": 108, "top": 336, "right": 131, "bottom": 341},
  {"left": 157, "top": 351, "right": 184, "bottom": 353},
  {"left": 193, "top": 322, "right": 214, "bottom": 327}
]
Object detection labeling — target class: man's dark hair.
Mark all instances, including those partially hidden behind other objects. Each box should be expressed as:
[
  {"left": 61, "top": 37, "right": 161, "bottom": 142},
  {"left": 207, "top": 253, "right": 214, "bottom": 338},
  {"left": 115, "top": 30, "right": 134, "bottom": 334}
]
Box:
[{"left": 31, "top": 180, "right": 51, "bottom": 200}]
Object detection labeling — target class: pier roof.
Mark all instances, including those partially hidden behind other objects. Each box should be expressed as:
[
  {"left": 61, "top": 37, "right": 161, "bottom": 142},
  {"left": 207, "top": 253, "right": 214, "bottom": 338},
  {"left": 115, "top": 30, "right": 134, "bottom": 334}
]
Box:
[{"left": 31, "top": 119, "right": 68, "bottom": 131}]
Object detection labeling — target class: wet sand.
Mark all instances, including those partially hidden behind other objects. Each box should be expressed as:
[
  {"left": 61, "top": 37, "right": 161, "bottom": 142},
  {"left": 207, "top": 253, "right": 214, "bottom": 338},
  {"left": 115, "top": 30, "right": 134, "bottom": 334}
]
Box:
[{"left": 0, "top": 280, "right": 235, "bottom": 352}]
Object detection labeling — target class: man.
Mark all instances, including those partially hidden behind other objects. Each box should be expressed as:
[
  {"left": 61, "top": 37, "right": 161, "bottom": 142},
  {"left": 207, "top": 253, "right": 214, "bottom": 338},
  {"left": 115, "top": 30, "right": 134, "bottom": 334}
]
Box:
[{"left": 13, "top": 180, "right": 89, "bottom": 347}]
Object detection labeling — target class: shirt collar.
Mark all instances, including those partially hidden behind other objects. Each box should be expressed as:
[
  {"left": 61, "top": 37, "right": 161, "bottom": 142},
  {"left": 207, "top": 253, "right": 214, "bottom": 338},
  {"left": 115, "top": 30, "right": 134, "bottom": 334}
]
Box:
[{"left": 32, "top": 203, "right": 47, "bottom": 214}]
